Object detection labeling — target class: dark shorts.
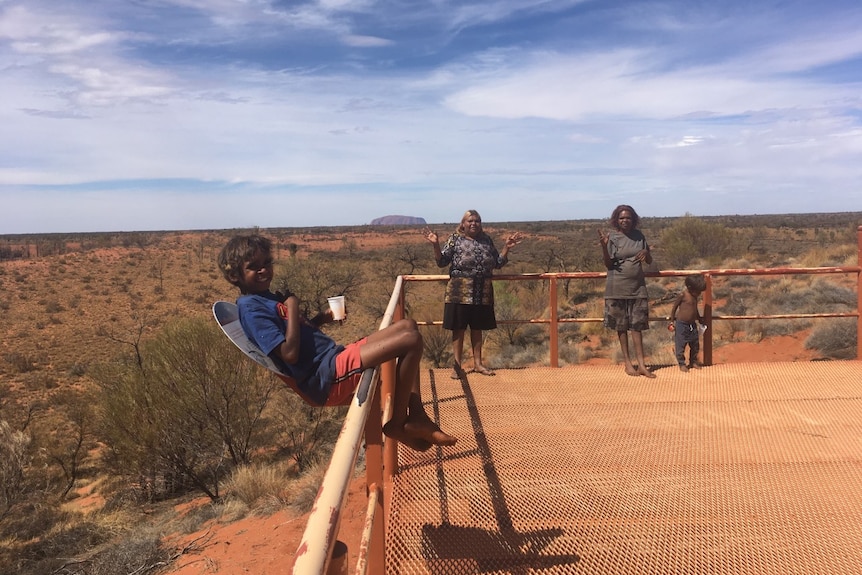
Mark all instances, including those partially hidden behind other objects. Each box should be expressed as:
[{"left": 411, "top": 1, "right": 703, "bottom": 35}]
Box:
[
  {"left": 443, "top": 303, "right": 497, "bottom": 331},
  {"left": 603, "top": 298, "right": 650, "bottom": 332}
]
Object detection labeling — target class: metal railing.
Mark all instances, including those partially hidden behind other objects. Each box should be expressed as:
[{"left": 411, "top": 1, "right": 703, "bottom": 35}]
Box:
[{"left": 293, "top": 227, "right": 862, "bottom": 574}]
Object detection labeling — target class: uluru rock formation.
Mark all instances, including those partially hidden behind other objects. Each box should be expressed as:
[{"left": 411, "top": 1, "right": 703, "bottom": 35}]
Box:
[{"left": 370, "top": 215, "right": 426, "bottom": 225}]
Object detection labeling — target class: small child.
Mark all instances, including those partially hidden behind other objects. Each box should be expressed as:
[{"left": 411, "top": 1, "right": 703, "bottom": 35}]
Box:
[
  {"left": 218, "top": 234, "right": 457, "bottom": 452},
  {"left": 669, "top": 274, "right": 707, "bottom": 372}
]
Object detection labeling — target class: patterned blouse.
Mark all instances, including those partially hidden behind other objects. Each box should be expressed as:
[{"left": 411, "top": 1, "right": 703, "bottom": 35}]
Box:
[{"left": 436, "top": 232, "right": 508, "bottom": 305}]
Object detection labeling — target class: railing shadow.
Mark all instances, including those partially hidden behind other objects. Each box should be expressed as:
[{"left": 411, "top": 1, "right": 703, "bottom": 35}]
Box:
[{"left": 417, "top": 369, "right": 580, "bottom": 573}]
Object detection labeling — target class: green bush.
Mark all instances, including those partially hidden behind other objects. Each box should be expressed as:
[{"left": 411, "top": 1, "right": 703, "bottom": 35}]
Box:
[
  {"left": 94, "top": 317, "right": 281, "bottom": 501},
  {"left": 659, "top": 215, "right": 742, "bottom": 268}
]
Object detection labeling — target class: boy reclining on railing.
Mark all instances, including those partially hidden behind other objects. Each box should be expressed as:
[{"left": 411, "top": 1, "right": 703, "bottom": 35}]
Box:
[{"left": 217, "top": 234, "right": 456, "bottom": 452}]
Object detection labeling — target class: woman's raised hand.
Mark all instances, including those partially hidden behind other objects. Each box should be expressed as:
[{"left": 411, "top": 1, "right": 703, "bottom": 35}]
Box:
[
  {"left": 596, "top": 228, "right": 609, "bottom": 247},
  {"left": 422, "top": 227, "right": 438, "bottom": 244},
  {"left": 506, "top": 231, "right": 524, "bottom": 248}
]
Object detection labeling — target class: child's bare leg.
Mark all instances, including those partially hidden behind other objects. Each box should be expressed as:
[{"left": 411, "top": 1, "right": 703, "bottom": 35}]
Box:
[
  {"left": 361, "top": 320, "right": 457, "bottom": 448},
  {"left": 631, "top": 330, "right": 656, "bottom": 378},
  {"left": 617, "top": 331, "right": 638, "bottom": 376}
]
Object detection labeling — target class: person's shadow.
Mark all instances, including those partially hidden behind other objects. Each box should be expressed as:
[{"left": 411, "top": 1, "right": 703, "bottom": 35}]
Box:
[
  {"left": 414, "top": 371, "right": 580, "bottom": 573},
  {"left": 421, "top": 523, "right": 578, "bottom": 573}
]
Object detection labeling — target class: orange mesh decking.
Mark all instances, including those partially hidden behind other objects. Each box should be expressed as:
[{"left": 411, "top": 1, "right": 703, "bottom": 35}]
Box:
[{"left": 385, "top": 362, "right": 862, "bottom": 574}]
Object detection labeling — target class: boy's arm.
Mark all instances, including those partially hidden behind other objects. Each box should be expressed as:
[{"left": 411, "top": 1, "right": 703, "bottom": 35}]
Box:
[
  {"left": 275, "top": 295, "right": 302, "bottom": 365},
  {"left": 308, "top": 309, "right": 334, "bottom": 328},
  {"left": 669, "top": 293, "right": 683, "bottom": 321}
]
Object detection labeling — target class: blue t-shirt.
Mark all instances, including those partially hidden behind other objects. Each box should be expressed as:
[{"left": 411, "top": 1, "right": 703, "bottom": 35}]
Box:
[{"left": 237, "top": 292, "right": 343, "bottom": 405}]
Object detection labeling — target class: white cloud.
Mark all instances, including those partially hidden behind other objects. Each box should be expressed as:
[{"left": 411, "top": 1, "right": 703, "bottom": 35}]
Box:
[{"left": 1, "top": 0, "right": 861, "bottom": 233}]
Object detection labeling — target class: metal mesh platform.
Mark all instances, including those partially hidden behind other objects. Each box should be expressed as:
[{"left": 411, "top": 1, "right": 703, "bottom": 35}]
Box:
[{"left": 385, "top": 362, "right": 862, "bottom": 574}]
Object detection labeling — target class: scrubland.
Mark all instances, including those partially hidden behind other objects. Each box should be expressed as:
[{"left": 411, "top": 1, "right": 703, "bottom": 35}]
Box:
[{"left": 0, "top": 213, "right": 859, "bottom": 574}]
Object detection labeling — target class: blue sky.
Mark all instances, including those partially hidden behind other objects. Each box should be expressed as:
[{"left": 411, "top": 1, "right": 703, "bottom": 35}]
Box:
[{"left": 1, "top": 0, "right": 861, "bottom": 233}]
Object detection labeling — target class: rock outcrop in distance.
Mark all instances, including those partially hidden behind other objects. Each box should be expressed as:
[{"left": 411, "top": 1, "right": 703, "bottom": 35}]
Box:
[{"left": 370, "top": 215, "right": 426, "bottom": 226}]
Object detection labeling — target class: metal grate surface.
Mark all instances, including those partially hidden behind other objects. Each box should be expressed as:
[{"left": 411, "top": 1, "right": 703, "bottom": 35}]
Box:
[{"left": 385, "top": 361, "right": 862, "bottom": 574}]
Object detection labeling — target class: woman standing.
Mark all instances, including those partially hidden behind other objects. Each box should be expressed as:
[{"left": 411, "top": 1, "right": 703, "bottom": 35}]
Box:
[
  {"left": 598, "top": 204, "right": 656, "bottom": 378},
  {"left": 424, "top": 210, "right": 523, "bottom": 378}
]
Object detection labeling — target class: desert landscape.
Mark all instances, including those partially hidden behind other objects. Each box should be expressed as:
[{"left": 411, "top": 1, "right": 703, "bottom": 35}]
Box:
[{"left": 1, "top": 213, "right": 860, "bottom": 575}]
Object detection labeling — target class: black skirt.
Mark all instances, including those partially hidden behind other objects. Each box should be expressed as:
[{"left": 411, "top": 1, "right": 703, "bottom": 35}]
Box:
[{"left": 442, "top": 303, "right": 497, "bottom": 331}]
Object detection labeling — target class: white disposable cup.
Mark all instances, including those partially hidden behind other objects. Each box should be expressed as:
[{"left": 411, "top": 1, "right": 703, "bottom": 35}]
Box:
[
  {"left": 327, "top": 295, "right": 346, "bottom": 321},
  {"left": 698, "top": 323, "right": 708, "bottom": 334}
]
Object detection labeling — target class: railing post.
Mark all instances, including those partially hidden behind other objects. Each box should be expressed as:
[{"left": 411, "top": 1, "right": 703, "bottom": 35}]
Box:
[
  {"left": 703, "top": 273, "right": 713, "bottom": 366},
  {"left": 364, "top": 381, "right": 385, "bottom": 574},
  {"left": 549, "top": 276, "right": 559, "bottom": 368},
  {"left": 857, "top": 226, "right": 862, "bottom": 361}
]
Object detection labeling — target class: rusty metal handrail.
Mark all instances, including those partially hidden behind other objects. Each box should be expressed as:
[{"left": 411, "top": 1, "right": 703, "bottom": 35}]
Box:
[
  {"left": 402, "top": 227, "right": 862, "bottom": 367},
  {"left": 292, "top": 278, "right": 404, "bottom": 574}
]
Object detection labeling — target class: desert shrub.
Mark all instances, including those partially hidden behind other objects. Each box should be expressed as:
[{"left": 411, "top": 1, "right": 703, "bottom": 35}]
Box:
[
  {"left": 68, "top": 363, "right": 87, "bottom": 377},
  {"left": 3, "top": 516, "right": 112, "bottom": 575},
  {"left": 44, "top": 300, "right": 64, "bottom": 314},
  {"left": 646, "top": 282, "right": 668, "bottom": 301},
  {"left": 811, "top": 280, "right": 855, "bottom": 308},
  {"left": 559, "top": 340, "right": 587, "bottom": 365},
  {"left": 95, "top": 317, "right": 281, "bottom": 501},
  {"left": 288, "top": 461, "right": 327, "bottom": 514},
  {"left": 0, "top": 420, "right": 31, "bottom": 521},
  {"left": 490, "top": 323, "right": 546, "bottom": 349},
  {"left": 725, "top": 276, "right": 756, "bottom": 289},
  {"left": 421, "top": 325, "right": 452, "bottom": 368},
  {"left": 716, "top": 295, "right": 747, "bottom": 316},
  {"left": 23, "top": 372, "right": 58, "bottom": 391},
  {"left": 494, "top": 342, "right": 548, "bottom": 368},
  {"left": 744, "top": 318, "right": 811, "bottom": 339},
  {"left": 225, "top": 462, "right": 290, "bottom": 511},
  {"left": 4, "top": 352, "right": 36, "bottom": 373},
  {"left": 84, "top": 532, "right": 170, "bottom": 575},
  {"left": 269, "top": 391, "right": 344, "bottom": 473},
  {"left": 659, "top": 216, "right": 742, "bottom": 268},
  {"left": 805, "top": 319, "right": 857, "bottom": 359},
  {"left": 275, "top": 252, "right": 364, "bottom": 319},
  {"left": 797, "top": 244, "right": 856, "bottom": 268}
]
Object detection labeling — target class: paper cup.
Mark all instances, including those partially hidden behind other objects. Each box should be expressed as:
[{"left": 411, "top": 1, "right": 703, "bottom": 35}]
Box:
[
  {"left": 698, "top": 323, "right": 708, "bottom": 334},
  {"left": 327, "top": 295, "right": 346, "bottom": 321}
]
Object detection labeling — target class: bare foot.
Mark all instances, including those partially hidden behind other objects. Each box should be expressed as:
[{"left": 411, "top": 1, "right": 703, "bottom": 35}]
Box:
[
  {"left": 403, "top": 416, "right": 457, "bottom": 447},
  {"left": 679, "top": 365, "right": 689, "bottom": 372},
  {"left": 451, "top": 362, "right": 465, "bottom": 379},
  {"left": 471, "top": 365, "right": 495, "bottom": 376},
  {"left": 625, "top": 366, "right": 639, "bottom": 377},
  {"left": 382, "top": 421, "right": 432, "bottom": 452},
  {"left": 639, "top": 367, "right": 657, "bottom": 378},
  {"left": 689, "top": 362, "right": 702, "bottom": 369}
]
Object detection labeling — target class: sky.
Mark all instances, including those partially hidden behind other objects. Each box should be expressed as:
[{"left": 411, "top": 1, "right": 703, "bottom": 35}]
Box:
[{"left": 1, "top": 0, "right": 861, "bottom": 234}]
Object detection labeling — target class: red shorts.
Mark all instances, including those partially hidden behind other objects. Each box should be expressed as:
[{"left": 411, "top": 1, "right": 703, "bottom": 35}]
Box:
[{"left": 326, "top": 337, "right": 367, "bottom": 406}]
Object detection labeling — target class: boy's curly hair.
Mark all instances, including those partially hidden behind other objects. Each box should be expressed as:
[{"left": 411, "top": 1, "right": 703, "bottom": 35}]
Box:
[
  {"left": 218, "top": 235, "right": 272, "bottom": 286},
  {"left": 684, "top": 274, "right": 707, "bottom": 293}
]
